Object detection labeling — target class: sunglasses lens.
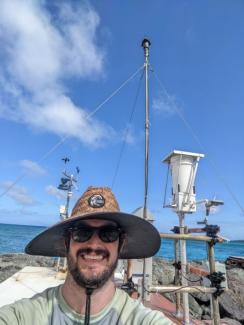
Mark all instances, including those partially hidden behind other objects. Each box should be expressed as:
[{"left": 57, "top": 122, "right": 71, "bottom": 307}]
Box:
[
  {"left": 72, "top": 227, "right": 93, "bottom": 242},
  {"left": 71, "top": 225, "right": 121, "bottom": 243},
  {"left": 99, "top": 226, "right": 120, "bottom": 242}
]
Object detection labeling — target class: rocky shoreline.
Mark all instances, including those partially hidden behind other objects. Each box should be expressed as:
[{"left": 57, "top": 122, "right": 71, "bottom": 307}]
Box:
[
  {"left": 0, "top": 253, "right": 56, "bottom": 283},
  {"left": 153, "top": 258, "right": 244, "bottom": 325},
  {"left": 0, "top": 254, "right": 243, "bottom": 324}
]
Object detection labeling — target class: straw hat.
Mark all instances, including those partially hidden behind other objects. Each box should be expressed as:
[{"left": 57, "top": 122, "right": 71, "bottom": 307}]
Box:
[{"left": 25, "top": 186, "right": 161, "bottom": 259}]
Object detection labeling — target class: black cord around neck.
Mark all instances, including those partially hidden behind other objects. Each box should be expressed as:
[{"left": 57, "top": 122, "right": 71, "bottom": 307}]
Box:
[{"left": 84, "top": 288, "right": 93, "bottom": 325}]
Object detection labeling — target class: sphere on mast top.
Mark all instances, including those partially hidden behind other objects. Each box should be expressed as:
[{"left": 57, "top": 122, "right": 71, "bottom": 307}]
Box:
[{"left": 141, "top": 38, "right": 151, "bottom": 48}]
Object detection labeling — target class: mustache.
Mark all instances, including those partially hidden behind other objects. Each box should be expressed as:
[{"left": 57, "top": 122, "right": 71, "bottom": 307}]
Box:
[{"left": 77, "top": 247, "right": 109, "bottom": 258}]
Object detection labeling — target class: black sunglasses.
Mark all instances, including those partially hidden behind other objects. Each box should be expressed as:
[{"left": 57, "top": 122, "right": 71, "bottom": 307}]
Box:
[{"left": 69, "top": 225, "right": 122, "bottom": 243}]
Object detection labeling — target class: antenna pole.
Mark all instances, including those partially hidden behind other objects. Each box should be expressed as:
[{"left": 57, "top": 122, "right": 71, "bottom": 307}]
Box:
[
  {"left": 141, "top": 38, "right": 151, "bottom": 302},
  {"left": 142, "top": 38, "right": 151, "bottom": 221},
  {"left": 65, "top": 176, "right": 74, "bottom": 219},
  {"left": 179, "top": 212, "right": 190, "bottom": 324},
  {"left": 57, "top": 160, "right": 78, "bottom": 273}
]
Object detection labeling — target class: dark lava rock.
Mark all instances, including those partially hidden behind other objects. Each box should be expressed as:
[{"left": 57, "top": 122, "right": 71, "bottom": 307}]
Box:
[
  {"left": 186, "top": 272, "right": 211, "bottom": 304},
  {"left": 221, "top": 317, "right": 242, "bottom": 325},
  {"left": 202, "top": 314, "right": 212, "bottom": 321},
  {"left": 226, "top": 268, "right": 244, "bottom": 306},
  {"left": 153, "top": 258, "right": 244, "bottom": 324},
  {"left": 219, "top": 291, "right": 244, "bottom": 323},
  {"left": 0, "top": 253, "right": 55, "bottom": 283},
  {"left": 152, "top": 258, "right": 175, "bottom": 285},
  {"left": 201, "top": 305, "right": 211, "bottom": 320},
  {"left": 192, "top": 291, "right": 211, "bottom": 304},
  {"left": 188, "top": 294, "right": 202, "bottom": 320}
]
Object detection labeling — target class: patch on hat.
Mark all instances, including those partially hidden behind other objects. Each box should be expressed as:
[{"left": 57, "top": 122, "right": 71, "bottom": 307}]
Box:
[{"left": 88, "top": 194, "right": 105, "bottom": 208}]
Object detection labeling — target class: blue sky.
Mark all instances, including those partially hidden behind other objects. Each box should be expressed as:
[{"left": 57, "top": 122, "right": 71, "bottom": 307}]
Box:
[{"left": 0, "top": 0, "right": 244, "bottom": 240}]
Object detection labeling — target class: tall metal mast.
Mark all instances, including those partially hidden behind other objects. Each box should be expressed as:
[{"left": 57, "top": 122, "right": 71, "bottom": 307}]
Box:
[
  {"left": 57, "top": 159, "right": 79, "bottom": 272},
  {"left": 142, "top": 38, "right": 151, "bottom": 222},
  {"left": 58, "top": 159, "right": 78, "bottom": 220},
  {"left": 142, "top": 38, "right": 151, "bottom": 302}
]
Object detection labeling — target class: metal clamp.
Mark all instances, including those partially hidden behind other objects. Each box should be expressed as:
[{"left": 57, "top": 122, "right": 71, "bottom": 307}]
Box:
[
  {"left": 120, "top": 277, "right": 136, "bottom": 295},
  {"left": 207, "top": 272, "right": 225, "bottom": 297},
  {"left": 173, "top": 261, "right": 182, "bottom": 270}
]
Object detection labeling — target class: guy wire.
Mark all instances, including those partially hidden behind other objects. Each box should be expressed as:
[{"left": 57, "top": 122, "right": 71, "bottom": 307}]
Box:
[
  {"left": 151, "top": 67, "right": 244, "bottom": 216},
  {"left": 111, "top": 69, "right": 145, "bottom": 189},
  {"left": 0, "top": 65, "right": 144, "bottom": 199}
]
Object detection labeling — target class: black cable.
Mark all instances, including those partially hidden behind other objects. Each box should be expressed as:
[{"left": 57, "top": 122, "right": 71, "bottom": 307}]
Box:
[
  {"left": 84, "top": 288, "right": 93, "bottom": 325},
  {"left": 180, "top": 271, "right": 203, "bottom": 283}
]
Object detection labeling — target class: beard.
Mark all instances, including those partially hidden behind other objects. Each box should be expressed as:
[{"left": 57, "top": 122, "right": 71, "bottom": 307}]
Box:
[{"left": 67, "top": 247, "right": 118, "bottom": 289}]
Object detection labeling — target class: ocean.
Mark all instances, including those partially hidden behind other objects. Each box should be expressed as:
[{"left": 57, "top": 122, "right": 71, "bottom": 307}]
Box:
[{"left": 0, "top": 223, "right": 243, "bottom": 261}]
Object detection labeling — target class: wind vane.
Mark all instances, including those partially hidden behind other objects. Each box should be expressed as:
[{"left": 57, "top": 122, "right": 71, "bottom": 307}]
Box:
[{"left": 58, "top": 157, "right": 79, "bottom": 219}]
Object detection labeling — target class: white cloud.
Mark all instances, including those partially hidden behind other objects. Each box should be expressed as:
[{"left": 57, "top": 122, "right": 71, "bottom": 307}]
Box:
[
  {"left": 0, "top": 0, "right": 113, "bottom": 147},
  {"left": 19, "top": 160, "right": 46, "bottom": 176},
  {"left": 19, "top": 95, "right": 115, "bottom": 147},
  {"left": 0, "top": 1, "right": 63, "bottom": 93},
  {"left": 0, "top": 0, "right": 103, "bottom": 92},
  {"left": 1, "top": 181, "right": 36, "bottom": 206},
  {"left": 121, "top": 126, "right": 136, "bottom": 145},
  {"left": 152, "top": 93, "right": 180, "bottom": 117},
  {"left": 46, "top": 185, "right": 67, "bottom": 200},
  {"left": 56, "top": 2, "right": 103, "bottom": 78}
]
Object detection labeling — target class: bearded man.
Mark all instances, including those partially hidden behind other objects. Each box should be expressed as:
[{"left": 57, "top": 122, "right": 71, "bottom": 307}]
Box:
[{"left": 0, "top": 186, "right": 174, "bottom": 324}]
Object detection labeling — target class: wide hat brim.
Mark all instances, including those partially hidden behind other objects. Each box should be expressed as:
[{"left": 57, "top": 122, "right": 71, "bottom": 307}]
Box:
[{"left": 25, "top": 212, "right": 161, "bottom": 259}]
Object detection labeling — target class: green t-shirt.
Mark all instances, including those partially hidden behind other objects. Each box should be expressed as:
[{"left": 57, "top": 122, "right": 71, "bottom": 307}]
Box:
[{"left": 0, "top": 286, "right": 175, "bottom": 324}]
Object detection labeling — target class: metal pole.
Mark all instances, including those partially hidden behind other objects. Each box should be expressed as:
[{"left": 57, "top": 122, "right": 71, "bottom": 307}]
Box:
[
  {"left": 207, "top": 242, "right": 220, "bottom": 325},
  {"left": 65, "top": 191, "right": 72, "bottom": 218},
  {"left": 60, "top": 182, "right": 73, "bottom": 272},
  {"left": 150, "top": 286, "right": 220, "bottom": 294},
  {"left": 142, "top": 38, "right": 150, "bottom": 217},
  {"left": 127, "top": 259, "right": 133, "bottom": 281},
  {"left": 159, "top": 233, "right": 225, "bottom": 243},
  {"left": 179, "top": 212, "right": 190, "bottom": 325},
  {"left": 141, "top": 38, "right": 151, "bottom": 302},
  {"left": 174, "top": 239, "right": 181, "bottom": 318}
]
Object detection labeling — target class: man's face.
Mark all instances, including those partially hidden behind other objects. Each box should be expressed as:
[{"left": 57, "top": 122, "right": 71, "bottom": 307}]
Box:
[{"left": 67, "top": 219, "right": 120, "bottom": 289}]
